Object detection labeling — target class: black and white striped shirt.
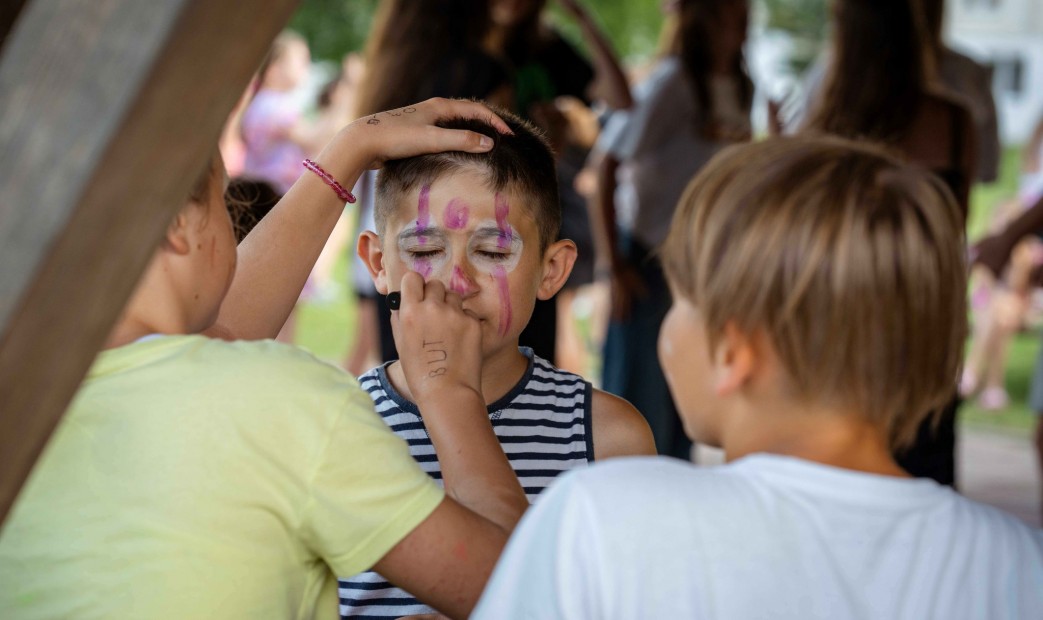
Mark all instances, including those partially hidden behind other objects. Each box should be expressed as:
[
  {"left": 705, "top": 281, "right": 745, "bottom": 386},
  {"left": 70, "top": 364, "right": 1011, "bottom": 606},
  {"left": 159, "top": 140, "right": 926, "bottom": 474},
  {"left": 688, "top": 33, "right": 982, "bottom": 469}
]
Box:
[{"left": 338, "top": 348, "right": 594, "bottom": 619}]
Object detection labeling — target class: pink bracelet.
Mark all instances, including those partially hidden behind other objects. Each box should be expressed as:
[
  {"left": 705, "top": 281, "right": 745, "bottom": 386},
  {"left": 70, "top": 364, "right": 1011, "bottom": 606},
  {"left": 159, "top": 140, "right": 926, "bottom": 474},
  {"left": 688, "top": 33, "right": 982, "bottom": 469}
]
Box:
[{"left": 302, "top": 158, "right": 356, "bottom": 204}]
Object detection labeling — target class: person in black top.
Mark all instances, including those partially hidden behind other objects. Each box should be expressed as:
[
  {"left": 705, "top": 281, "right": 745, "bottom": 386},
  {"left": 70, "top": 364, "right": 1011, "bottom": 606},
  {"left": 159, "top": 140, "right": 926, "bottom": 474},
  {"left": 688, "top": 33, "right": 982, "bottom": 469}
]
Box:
[{"left": 486, "top": 0, "right": 633, "bottom": 364}]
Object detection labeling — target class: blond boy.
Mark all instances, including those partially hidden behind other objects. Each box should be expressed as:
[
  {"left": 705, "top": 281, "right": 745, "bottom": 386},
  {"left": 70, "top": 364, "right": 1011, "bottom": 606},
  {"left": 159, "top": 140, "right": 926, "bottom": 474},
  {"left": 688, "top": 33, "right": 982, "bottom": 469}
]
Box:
[
  {"left": 341, "top": 112, "right": 655, "bottom": 617},
  {"left": 474, "top": 136, "right": 1043, "bottom": 619}
]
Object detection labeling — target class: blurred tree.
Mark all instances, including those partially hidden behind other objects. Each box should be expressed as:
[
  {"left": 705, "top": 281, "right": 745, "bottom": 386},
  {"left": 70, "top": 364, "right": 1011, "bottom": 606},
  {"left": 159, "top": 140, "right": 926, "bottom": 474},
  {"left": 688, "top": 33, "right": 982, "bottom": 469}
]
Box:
[
  {"left": 761, "top": 0, "right": 829, "bottom": 73},
  {"left": 547, "top": 0, "right": 665, "bottom": 64},
  {"left": 289, "top": 0, "right": 378, "bottom": 62},
  {"left": 288, "top": 0, "right": 663, "bottom": 66}
]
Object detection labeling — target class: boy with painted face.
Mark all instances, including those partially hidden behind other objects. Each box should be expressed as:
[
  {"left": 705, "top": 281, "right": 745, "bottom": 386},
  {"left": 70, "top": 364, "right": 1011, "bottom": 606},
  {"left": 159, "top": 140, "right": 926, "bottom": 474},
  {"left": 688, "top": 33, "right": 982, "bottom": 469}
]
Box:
[{"left": 341, "top": 112, "right": 656, "bottom": 618}]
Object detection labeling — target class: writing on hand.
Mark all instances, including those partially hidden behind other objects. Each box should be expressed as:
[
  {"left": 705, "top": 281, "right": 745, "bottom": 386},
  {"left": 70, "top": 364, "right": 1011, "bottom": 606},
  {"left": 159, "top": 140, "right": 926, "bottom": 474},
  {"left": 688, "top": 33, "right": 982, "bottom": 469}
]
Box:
[{"left": 424, "top": 339, "right": 448, "bottom": 378}]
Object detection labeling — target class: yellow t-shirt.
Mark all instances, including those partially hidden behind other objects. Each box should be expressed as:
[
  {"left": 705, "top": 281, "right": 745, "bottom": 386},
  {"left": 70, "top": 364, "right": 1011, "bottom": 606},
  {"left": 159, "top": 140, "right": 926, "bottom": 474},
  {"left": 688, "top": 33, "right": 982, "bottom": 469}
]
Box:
[{"left": 0, "top": 335, "right": 444, "bottom": 619}]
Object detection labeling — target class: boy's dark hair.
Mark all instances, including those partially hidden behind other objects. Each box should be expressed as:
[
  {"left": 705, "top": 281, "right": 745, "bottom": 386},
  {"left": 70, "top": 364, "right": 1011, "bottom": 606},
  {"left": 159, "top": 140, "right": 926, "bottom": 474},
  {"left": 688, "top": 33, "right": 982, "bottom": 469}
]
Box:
[{"left": 376, "top": 110, "right": 561, "bottom": 251}]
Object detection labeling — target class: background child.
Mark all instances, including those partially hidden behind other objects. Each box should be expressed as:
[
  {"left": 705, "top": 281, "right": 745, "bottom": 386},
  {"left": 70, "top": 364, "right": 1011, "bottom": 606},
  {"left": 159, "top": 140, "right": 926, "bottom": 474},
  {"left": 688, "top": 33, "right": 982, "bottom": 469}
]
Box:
[
  {"left": 593, "top": 0, "right": 753, "bottom": 461},
  {"left": 340, "top": 112, "right": 656, "bottom": 618},
  {"left": 0, "top": 99, "right": 529, "bottom": 620},
  {"left": 473, "top": 136, "right": 1043, "bottom": 619}
]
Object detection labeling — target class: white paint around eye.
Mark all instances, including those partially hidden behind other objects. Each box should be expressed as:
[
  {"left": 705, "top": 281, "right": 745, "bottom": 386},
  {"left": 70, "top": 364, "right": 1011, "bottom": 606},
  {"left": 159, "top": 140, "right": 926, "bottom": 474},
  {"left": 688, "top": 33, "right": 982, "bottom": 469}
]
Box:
[
  {"left": 467, "top": 218, "right": 524, "bottom": 275},
  {"left": 393, "top": 219, "right": 525, "bottom": 279},
  {"left": 396, "top": 223, "right": 451, "bottom": 279}
]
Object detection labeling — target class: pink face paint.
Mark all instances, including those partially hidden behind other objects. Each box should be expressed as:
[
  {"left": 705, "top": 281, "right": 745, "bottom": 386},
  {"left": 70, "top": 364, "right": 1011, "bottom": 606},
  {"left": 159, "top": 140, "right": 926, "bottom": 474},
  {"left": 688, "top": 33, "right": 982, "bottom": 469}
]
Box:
[
  {"left": 449, "top": 265, "right": 472, "bottom": 295},
  {"left": 416, "top": 184, "right": 431, "bottom": 243},
  {"left": 414, "top": 258, "right": 434, "bottom": 280},
  {"left": 494, "top": 192, "right": 514, "bottom": 249},
  {"left": 443, "top": 198, "right": 470, "bottom": 230},
  {"left": 493, "top": 266, "right": 512, "bottom": 336}
]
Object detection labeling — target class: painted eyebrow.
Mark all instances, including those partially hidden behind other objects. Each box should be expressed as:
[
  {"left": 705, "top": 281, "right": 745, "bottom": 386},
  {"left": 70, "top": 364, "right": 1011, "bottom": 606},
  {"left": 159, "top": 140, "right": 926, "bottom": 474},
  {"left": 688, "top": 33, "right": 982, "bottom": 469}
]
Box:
[
  {"left": 471, "top": 226, "right": 515, "bottom": 240},
  {"left": 397, "top": 227, "right": 447, "bottom": 243}
]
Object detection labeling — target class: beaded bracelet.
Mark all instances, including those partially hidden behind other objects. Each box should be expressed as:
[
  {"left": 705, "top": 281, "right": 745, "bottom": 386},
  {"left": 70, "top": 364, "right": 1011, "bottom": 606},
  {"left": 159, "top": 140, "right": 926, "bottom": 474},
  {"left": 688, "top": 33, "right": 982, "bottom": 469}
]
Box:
[{"left": 302, "top": 158, "right": 356, "bottom": 204}]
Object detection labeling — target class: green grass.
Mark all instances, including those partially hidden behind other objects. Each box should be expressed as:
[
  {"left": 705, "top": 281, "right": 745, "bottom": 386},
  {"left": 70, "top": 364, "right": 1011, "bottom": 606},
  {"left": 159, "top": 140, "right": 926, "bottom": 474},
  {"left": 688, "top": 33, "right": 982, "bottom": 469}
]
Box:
[
  {"left": 293, "top": 147, "right": 1040, "bottom": 437},
  {"left": 961, "top": 332, "right": 1040, "bottom": 435},
  {"left": 294, "top": 253, "right": 358, "bottom": 365}
]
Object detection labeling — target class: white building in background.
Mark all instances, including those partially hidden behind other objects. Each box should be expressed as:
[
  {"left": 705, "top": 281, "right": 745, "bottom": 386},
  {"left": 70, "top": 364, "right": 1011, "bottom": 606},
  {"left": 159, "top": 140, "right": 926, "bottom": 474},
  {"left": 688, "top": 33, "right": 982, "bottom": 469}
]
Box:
[{"left": 948, "top": 0, "right": 1043, "bottom": 144}]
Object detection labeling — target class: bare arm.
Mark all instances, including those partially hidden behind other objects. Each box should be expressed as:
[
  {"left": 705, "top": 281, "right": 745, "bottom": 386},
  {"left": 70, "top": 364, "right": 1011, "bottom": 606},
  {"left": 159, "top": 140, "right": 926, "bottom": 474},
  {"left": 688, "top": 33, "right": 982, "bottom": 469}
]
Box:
[
  {"left": 393, "top": 273, "right": 529, "bottom": 532},
  {"left": 588, "top": 150, "right": 645, "bottom": 320},
  {"left": 974, "top": 192, "right": 1043, "bottom": 276},
  {"left": 373, "top": 497, "right": 509, "bottom": 620},
  {"left": 589, "top": 150, "right": 620, "bottom": 274},
  {"left": 205, "top": 98, "right": 512, "bottom": 341},
  {"left": 557, "top": 0, "right": 633, "bottom": 110},
  {"left": 1024, "top": 110, "right": 1043, "bottom": 174},
  {"left": 591, "top": 389, "right": 656, "bottom": 459}
]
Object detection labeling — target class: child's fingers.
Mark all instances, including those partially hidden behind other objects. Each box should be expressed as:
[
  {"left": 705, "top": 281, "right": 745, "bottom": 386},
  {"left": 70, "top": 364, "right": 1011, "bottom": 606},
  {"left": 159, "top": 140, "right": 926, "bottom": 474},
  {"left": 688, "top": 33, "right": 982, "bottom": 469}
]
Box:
[
  {"left": 424, "top": 278, "right": 448, "bottom": 304},
  {"left": 400, "top": 271, "right": 426, "bottom": 305},
  {"left": 423, "top": 126, "right": 494, "bottom": 153},
  {"left": 427, "top": 97, "right": 513, "bottom": 135},
  {"left": 445, "top": 291, "right": 464, "bottom": 311}
]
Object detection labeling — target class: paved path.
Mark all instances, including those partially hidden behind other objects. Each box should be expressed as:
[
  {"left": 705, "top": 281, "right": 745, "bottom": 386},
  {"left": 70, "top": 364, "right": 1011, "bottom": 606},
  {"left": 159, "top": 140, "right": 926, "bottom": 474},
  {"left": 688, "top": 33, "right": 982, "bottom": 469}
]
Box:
[
  {"left": 959, "top": 426, "right": 1041, "bottom": 527},
  {"left": 694, "top": 427, "right": 1042, "bottom": 528}
]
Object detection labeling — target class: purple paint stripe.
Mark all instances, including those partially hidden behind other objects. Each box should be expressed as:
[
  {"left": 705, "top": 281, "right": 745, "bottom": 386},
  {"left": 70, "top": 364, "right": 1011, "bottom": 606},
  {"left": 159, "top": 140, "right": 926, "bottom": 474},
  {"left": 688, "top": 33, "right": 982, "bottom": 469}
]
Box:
[
  {"left": 494, "top": 266, "right": 512, "bottom": 336},
  {"left": 416, "top": 184, "right": 431, "bottom": 243},
  {"left": 494, "top": 192, "right": 513, "bottom": 248},
  {"left": 444, "top": 198, "right": 470, "bottom": 230}
]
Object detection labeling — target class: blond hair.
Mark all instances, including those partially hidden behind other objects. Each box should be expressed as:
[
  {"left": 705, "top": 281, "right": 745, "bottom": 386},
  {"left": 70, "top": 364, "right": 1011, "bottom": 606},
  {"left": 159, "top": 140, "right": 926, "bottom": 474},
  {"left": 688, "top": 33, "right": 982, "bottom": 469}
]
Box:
[{"left": 662, "top": 136, "right": 966, "bottom": 448}]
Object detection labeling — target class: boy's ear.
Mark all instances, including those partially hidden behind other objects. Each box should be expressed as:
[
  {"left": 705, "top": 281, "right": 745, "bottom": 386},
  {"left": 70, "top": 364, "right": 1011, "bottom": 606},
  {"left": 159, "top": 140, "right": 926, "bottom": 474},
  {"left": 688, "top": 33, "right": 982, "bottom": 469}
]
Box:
[
  {"left": 536, "top": 239, "right": 578, "bottom": 300},
  {"left": 163, "top": 210, "right": 193, "bottom": 256},
  {"left": 358, "top": 231, "right": 390, "bottom": 294},
  {"left": 712, "top": 321, "right": 757, "bottom": 396}
]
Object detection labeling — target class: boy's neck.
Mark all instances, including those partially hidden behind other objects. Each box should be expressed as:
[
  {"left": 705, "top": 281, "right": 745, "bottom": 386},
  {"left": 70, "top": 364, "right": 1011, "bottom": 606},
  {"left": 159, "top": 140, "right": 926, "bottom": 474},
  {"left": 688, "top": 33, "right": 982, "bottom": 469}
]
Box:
[
  {"left": 387, "top": 342, "right": 529, "bottom": 408},
  {"left": 720, "top": 400, "right": 910, "bottom": 478}
]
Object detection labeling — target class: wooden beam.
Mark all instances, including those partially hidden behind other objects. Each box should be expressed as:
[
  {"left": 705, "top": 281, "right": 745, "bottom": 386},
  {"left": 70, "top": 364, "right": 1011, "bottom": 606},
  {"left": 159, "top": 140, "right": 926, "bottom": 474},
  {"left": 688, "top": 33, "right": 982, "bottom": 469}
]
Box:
[
  {"left": 0, "top": 0, "right": 28, "bottom": 53},
  {"left": 0, "top": 0, "right": 300, "bottom": 524}
]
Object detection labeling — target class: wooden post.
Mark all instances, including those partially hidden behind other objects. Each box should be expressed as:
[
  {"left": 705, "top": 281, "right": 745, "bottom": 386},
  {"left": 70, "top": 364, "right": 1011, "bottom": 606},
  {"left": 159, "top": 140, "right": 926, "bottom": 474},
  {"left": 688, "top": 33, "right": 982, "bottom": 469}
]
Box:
[
  {"left": 0, "top": 0, "right": 300, "bottom": 525},
  {"left": 0, "top": 0, "right": 29, "bottom": 51}
]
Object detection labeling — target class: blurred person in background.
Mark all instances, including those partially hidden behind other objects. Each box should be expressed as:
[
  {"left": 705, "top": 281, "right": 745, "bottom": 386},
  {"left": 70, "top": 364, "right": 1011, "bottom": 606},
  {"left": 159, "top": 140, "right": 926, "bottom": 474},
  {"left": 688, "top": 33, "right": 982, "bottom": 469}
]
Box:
[
  {"left": 973, "top": 109, "right": 1043, "bottom": 523},
  {"left": 240, "top": 32, "right": 359, "bottom": 343},
  {"left": 962, "top": 108, "right": 1043, "bottom": 413},
  {"left": 803, "top": 0, "right": 977, "bottom": 487},
  {"left": 485, "top": 0, "right": 634, "bottom": 365},
  {"left": 592, "top": 0, "right": 753, "bottom": 460}
]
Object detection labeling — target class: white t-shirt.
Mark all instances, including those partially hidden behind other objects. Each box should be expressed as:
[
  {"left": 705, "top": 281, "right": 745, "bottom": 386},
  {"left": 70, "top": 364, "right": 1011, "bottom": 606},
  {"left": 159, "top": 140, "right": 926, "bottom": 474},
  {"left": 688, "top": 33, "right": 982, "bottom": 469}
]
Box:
[
  {"left": 474, "top": 454, "right": 1043, "bottom": 619},
  {"left": 598, "top": 57, "right": 750, "bottom": 250}
]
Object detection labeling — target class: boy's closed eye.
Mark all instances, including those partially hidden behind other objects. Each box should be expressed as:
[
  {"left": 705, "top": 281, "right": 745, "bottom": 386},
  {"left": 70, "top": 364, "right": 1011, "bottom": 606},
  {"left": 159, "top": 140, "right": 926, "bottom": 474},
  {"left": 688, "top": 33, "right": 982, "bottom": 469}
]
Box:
[
  {"left": 407, "top": 248, "right": 445, "bottom": 259},
  {"left": 473, "top": 248, "right": 512, "bottom": 261}
]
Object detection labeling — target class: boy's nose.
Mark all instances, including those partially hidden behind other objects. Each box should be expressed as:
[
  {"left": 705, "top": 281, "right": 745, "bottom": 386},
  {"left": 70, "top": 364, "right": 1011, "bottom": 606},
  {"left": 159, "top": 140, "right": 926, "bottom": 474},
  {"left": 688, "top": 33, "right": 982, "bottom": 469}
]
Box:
[{"left": 448, "top": 264, "right": 479, "bottom": 297}]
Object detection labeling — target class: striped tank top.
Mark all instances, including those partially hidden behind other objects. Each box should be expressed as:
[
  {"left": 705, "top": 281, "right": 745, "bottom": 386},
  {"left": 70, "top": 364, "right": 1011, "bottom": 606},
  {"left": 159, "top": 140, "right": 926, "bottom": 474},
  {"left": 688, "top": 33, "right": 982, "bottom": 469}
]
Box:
[{"left": 338, "top": 347, "right": 593, "bottom": 618}]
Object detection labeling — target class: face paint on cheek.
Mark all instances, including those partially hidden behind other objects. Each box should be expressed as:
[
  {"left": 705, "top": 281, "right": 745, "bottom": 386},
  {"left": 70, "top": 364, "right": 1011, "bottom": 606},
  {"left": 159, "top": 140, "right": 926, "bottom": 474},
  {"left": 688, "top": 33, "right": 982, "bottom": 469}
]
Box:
[
  {"left": 493, "top": 266, "right": 512, "bottom": 336},
  {"left": 494, "top": 192, "right": 514, "bottom": 249},
  {"left": 414, "top": 258, "right": 434, "bottom": 280},
  {"left": 443, "top": 198, "right": 470, "bottom": 230}
]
